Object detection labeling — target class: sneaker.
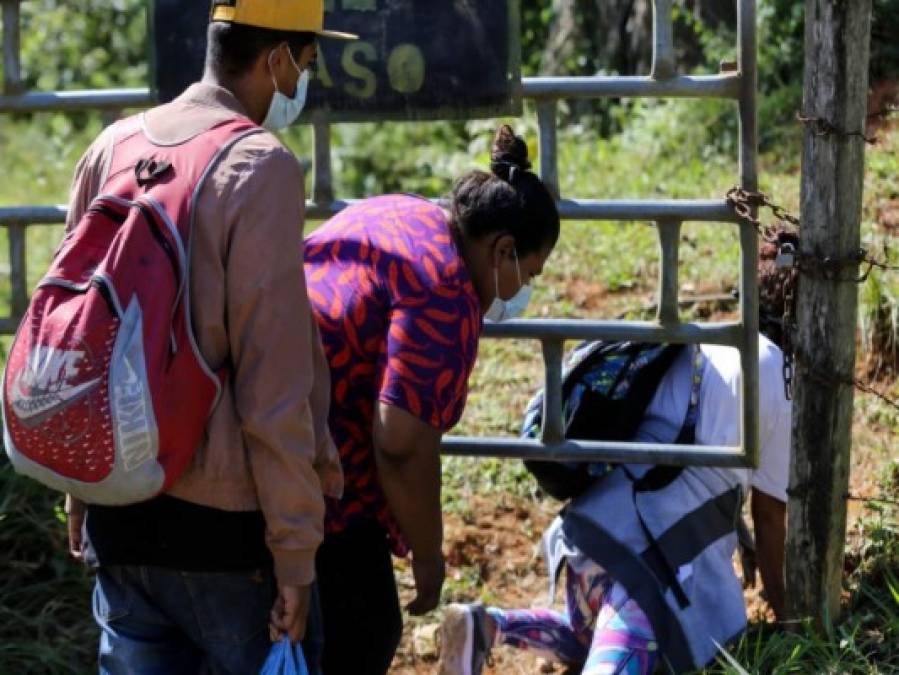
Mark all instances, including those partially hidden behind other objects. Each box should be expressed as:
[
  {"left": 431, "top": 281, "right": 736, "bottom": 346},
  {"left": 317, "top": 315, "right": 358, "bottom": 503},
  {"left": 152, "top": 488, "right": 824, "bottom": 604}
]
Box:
[{"left": 438, "top": 602, "right": 493, "bottom": 675}]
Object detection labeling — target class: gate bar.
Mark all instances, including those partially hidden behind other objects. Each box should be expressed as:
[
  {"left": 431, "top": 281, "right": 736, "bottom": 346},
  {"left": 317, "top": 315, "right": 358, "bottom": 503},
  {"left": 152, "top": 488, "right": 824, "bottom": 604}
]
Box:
[
  {"left": 522, "top": 75, "right": 740, "bottom": 100},
  {"left": 442, "top": 437, "right": 746, "bottom": 467},
  {"left": 0, "top": 206, "right": 67, "bottom": 226},
  {"left": 554, "top": 199, "right": 737, "bottom": 222},
  {"left": 737, "top": 0, "right": 759, "bottom": 467},
  {"left": 0, "top": 71, "right": 746, "bottom": 114},
  {"left": 536, "top": 100, "right": 559, "bottom": 199},
  {"left": 0, "top": 88, "right": 154, "bottom": 112},
  {"left": 656, "top": 219, "right": 681, "bottom": 324},
  {"left": 1, "top": 0, "right": 22, "bottom": 95},
  {"left": 540, "top": 339, "right": 565, "bottom": 444},
  {"left": 0, "top": 199, "right": 741, "bottom": 227},
  {"left": 481, "top": 318, "right": 742, "bottom": 346},
  {"left": 312, "top": 115, "right": 334, "bottom": 205},
  {"left": 651, "top": 0, "right": 676, "bottom": 80}
]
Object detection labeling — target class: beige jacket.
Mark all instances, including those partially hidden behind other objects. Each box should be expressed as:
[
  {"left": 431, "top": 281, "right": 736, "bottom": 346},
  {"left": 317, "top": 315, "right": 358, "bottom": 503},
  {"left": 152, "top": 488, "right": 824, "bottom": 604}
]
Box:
[{"left": 66, "top": 82, "right": 342, "bottom": 586}]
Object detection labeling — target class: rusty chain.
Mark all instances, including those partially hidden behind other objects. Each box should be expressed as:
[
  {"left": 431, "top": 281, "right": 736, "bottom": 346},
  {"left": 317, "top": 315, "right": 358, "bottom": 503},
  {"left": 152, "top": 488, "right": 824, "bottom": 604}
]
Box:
[
  {"left": 796, "top": 111, "right": 878, "bottom": 145},
  {"left": 780, "top": 265, "right": 798, "bottom": 399},
  {"left": 726, "top": 187, "right": 899, "bottom": 410},
  {"left": 725, "top": 186, "right": 799, "bottom": 240},
  {"left": 726, "top": 187, "right": 899, "bottom": 278}
]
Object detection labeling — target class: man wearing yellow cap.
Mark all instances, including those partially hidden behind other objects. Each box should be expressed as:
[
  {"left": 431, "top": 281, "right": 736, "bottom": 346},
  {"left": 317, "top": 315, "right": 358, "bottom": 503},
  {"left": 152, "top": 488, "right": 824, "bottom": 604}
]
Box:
[{"left": 64, "top": 2, "right": 354, "bottom": 673}]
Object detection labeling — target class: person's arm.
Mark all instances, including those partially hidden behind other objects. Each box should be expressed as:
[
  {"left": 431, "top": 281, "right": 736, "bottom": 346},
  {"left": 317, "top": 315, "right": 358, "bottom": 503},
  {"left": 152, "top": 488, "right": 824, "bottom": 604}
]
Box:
[
  {"left": 373, "top": 402, "right": 445, "bottom": 615},
  {"left": 371, "top": 243, "right": 479, "bottom": 614},
  {"left": 225, "top": 143, "right": 324, "bottom": 641},
  {"left": 751, "top": 487, "right": 786, "bottom": 620},
  {"left": 65, "top": 494, "right": 86, "bottom": 560},
  {"left": 750, "top": 339, "right": 793, "bottom": 623}
]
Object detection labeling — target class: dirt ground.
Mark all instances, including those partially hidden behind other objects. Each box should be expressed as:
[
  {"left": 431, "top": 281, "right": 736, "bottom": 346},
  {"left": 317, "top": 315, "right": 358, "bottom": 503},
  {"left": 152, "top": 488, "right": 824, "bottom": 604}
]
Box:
[
  {"left": 387, "top": 420, "right": 893, "bottom": 674},
  {"left": 390, "top": 494, "right": 562, "bottom": 674}
]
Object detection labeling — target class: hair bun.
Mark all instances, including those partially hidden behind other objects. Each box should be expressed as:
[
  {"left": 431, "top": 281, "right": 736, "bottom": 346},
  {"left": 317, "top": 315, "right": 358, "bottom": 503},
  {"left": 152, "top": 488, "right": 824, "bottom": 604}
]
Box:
[{"left": 490, "top": 124, "right": 532, "bottom": 182}]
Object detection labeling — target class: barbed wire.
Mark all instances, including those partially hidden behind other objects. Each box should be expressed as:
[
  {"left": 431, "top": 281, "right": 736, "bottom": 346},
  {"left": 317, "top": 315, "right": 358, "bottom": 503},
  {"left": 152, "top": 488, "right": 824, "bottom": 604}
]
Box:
[
  {"left": 788, "top": 488, "right": 899, "bottom": 507},
  {"left": 866, "top": 103, "right": 899, "bottom": 120},
  {"left": 793, "top": 347, "right": 899, "bottom": 414},
  {"left": 725, "top": 187, "right": 899, "bottom": 411},
  {"left": 796, "top": 111, "right": 878, "bottom": 144},
  {"left": 845, "top": 493, "right": 899, "bottom": 507}
]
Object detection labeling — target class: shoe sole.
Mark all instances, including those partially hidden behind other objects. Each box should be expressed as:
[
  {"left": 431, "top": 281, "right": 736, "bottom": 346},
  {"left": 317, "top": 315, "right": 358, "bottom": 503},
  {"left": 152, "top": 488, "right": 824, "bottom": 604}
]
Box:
[{"left": 438, "top": 604, "right": 474, "bottom": 675}]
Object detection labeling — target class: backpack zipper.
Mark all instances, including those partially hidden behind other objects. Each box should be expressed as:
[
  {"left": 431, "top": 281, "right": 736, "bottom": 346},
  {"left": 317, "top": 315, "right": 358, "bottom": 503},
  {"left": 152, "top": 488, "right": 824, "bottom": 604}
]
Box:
[
  {"left": 87, "top": 204, "right": 129, "bottom": 225},
  {"left": 135, "top": 202, "right": 180, "bottom": 285},
  {"left": 91, "top": 277, "right": 122, "bottom": 319}
]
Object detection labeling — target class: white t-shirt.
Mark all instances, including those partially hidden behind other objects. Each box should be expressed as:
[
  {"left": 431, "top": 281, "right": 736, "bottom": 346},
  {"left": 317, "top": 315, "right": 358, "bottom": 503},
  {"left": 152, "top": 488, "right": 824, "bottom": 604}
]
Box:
[{"left": 631, "top": 336, "right": 792, "bottom": 503}]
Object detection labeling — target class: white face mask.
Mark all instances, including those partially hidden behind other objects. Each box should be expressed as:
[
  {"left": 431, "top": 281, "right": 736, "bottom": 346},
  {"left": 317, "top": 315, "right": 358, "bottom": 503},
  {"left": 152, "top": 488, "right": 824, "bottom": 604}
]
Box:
[
  {"left": 262, "top": 47, "right": 309, "bottom": 132},
  {"left": 484, "top": 251, "right": 532, "bottom": 322}
]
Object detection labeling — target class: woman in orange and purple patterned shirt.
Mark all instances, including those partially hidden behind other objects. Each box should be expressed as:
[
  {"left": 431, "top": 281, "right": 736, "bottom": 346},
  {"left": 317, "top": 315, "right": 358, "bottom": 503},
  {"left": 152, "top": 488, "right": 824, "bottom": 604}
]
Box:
[{"left": 303, "top": 125, "right": 560, "bottom": 673}]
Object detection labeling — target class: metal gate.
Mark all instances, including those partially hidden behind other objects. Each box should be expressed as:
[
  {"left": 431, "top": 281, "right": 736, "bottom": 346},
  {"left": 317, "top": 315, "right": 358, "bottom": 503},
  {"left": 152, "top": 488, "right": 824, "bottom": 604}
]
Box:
[{"left": 0, "top": 0, "right": 759, "bottom": 468}]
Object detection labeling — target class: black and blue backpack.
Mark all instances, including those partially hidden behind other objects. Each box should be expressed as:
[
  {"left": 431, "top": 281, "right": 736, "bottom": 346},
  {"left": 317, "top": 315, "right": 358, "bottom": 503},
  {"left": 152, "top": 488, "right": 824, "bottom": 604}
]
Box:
[{"left": 521, "top": 341, "right": 698, "bottom": 500}]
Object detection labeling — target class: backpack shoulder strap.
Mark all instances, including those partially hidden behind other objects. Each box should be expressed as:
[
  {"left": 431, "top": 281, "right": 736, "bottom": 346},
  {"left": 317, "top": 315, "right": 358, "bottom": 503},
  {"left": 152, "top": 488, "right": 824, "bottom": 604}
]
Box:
[
  {"left": 673, "top": 345, "right": 706, "bottom": 445},
  {"left": 101, "top": 116, "right": 261, "bottom": 197},
  {"left": 632, "top": 345, "right": 707, "bottom": 492}
]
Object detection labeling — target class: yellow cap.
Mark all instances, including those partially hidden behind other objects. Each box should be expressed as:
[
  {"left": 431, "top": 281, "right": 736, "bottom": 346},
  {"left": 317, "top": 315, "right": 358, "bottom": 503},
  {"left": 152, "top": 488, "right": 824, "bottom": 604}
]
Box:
[{"left": 210, "top": 0, "right": 358, "bottom": 40}]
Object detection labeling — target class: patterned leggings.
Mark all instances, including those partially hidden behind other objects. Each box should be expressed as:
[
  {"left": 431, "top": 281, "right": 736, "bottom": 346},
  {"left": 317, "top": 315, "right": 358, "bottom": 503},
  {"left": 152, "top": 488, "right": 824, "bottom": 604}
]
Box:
[{"left": 487, "top": 555, "right": 658, "bottom": 674}]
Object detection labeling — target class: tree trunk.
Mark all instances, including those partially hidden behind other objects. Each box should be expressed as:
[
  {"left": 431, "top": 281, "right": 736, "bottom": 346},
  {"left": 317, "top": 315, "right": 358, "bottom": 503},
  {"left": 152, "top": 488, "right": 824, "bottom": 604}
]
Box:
[
  {"left": 786, "top": 0, "right": 873, "bottom": 629},
  {"left": 539, "top": 0, "right": 736, "bottom": 77},
  {"left": 540, "top": 0, "right": 653, "bottom": 76}
]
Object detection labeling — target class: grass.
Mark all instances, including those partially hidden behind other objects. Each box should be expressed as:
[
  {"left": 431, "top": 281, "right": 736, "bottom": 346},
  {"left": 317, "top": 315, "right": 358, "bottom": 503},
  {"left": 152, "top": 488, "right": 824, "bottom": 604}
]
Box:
[
  {"left": 707, "top": 471, "right": 899, "bottom": 675},
  {"left": 0, "top": 464, "right": 96, "bottom": 673},
  {"left": 1, "top": 107, "right": 897, "bottom": 673},
  {"left": 859, "top": 124, "right": 899, "bottom": 376}
]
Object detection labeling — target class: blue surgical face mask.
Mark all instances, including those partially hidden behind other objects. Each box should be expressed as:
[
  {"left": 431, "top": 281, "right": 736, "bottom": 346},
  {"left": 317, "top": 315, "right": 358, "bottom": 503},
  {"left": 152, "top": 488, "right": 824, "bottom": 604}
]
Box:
[
  {"left": 484, "top": 251, "right": 532, "bottom": 322},
  {"left": 262, "top": 47, "right": 309, "bottom": 132}
]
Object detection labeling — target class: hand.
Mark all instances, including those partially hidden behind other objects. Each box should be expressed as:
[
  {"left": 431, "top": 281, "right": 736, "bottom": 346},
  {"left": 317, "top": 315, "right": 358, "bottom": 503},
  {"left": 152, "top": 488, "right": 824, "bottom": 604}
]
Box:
[
  {"left": 406, "top": 552, "right": 445, "bottom": 616},
  {"left": 65, "top": 495, "right": 86, "bottom": 562},
  {"left": 269, "top": 584, "right": 311, "bottom": 643}
]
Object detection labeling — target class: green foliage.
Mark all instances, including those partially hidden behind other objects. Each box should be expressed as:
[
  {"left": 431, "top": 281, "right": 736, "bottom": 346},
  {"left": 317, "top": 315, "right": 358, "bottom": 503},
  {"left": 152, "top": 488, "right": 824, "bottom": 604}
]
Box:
[
  {"left": 859, "top": 123, "right": 899, "bottom": 374},
  {"left": 689, "top": 0, "right": 899, "bottom": 152},
  {"left": 676, "top": 0, "right": 804, "bottom": 153},
  {"left": 0, "top": 464, "right": 95, "bottom": 675},
  {"left": 16, "top": 0, "right": 147, "bottom": 92},
  {"left": 0, "top": 113, "right": 102, "bottom": 204},
  {"left": 519, "top": 0, "right": 554, "bottom": 76},
  {"left": 705, "top": 468, "right": 899, "bottom": 674},
  {"left": 329, "top": 121, "right": 472, "bottom": 197}
]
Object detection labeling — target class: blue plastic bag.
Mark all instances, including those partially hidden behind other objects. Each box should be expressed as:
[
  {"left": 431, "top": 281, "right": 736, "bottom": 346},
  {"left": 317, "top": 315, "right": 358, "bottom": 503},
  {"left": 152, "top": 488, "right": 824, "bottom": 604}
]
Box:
[{"left": 260, "top": 637, "right": 309, "bottom": 675}]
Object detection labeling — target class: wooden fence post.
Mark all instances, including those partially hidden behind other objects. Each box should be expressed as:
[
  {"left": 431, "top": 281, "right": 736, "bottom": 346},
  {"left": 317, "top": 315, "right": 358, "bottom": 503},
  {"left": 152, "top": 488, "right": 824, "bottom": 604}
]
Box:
[{"left": 786, "top": 0, "right": 873, "bottom": 628}]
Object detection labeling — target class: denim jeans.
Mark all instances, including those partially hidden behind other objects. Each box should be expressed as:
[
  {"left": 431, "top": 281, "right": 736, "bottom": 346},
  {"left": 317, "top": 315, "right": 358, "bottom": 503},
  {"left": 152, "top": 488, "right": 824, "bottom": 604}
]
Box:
[{"left": 94, "top": 566, "right": 324, "bottom": 675}]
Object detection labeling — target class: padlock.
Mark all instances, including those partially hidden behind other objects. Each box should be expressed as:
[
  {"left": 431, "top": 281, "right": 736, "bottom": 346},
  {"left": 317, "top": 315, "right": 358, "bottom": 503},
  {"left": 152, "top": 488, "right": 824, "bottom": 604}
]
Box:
[{"left": 775, "top": 243, "right": 796, "bottom": 269}]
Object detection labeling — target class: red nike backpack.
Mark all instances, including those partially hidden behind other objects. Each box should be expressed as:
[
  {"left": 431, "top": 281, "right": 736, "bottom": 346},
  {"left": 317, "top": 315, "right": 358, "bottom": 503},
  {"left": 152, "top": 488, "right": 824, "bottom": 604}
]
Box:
[{"left": 2, "top": 115, "right": 262, "bottom": 504}]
